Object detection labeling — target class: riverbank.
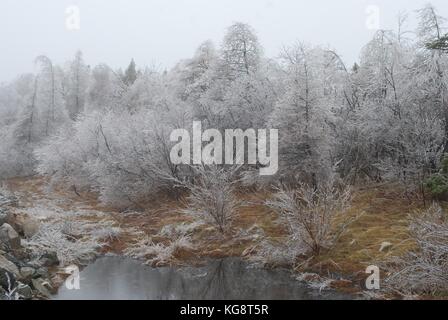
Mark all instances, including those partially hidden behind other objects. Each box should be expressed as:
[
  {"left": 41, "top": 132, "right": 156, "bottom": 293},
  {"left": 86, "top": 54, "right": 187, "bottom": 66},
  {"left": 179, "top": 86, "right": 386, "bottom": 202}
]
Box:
[{"left": 1, "top": 176, "right": 425, "bottom": 299}]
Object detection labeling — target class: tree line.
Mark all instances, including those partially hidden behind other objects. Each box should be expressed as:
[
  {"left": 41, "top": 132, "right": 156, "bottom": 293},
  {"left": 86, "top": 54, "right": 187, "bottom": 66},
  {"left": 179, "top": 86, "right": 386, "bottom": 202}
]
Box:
[{"left": 1, "top": 4, "right": 448, "bottom": 205}]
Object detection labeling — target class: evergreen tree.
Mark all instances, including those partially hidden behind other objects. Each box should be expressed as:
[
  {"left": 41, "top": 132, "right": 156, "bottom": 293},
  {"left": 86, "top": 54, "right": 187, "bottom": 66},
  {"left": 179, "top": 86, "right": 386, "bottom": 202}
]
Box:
[{"left": 124, "top": 59, "right": 138, "bottom": 86}]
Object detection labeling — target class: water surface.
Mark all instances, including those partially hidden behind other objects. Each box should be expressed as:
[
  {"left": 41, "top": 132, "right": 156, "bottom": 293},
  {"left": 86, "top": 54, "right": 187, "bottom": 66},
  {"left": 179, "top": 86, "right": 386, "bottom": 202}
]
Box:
[{"left": 54, "top": 256, "right": 351, "bottom": 300}]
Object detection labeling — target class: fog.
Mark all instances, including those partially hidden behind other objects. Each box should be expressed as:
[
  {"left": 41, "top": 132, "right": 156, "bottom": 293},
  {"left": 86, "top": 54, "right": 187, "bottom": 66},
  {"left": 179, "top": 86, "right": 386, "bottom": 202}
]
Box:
[{"left": 1, "top": 0, "right": 448, "bottom": 82}]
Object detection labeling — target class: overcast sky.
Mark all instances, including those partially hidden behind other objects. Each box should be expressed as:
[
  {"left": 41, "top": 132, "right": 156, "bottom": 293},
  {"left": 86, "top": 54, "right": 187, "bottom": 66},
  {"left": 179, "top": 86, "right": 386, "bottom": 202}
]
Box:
[{"left": 1, "top": 0, "right": 448, "bottom": 83}]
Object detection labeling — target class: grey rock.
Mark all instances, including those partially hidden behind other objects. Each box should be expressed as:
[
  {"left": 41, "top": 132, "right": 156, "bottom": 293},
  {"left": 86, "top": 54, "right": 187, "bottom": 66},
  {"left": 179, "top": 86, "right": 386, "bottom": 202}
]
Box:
[
  {"left": 0, "top": 268, "right": 16, "bottom": 290},
  {"left": 35, "top": 267, "right": 49, "bottom": 279},
  {"left": 17, "top": 283, "right": 33, "bottom": 300},
  {"left": 4, "top": 213, "right": 23, "bottom": 235},
  {"left": 31, "top": 278, "right": 52, "bottom": 298},
  {"left": 6, "top": 213, "right": 39, "bottom": 238},
  {"left": 22, "top": 219, "right": 40, "bottom": 238},
  {"left": 0, "top": 255, "right": 20, "bottom": 276},
  {"left": 20, "top": 267, "right": 36, "bottom": 280},
  {"left": 3, "top": 253, "right": 28, "bottom": 268},
  {"left": 0, "top": 223, "right": 21, "bottom": 250},
  {"left": 39, "top": 251, "right": 59, "bottom": 267},
  {"left": 0, "top": 208, "right": 8, "bottom": 225}
]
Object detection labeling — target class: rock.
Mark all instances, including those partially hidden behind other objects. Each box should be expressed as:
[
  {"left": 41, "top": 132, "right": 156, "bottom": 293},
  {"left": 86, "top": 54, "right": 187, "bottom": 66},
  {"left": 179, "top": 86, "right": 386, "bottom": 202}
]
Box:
[
  {"left": 0, "top": 268, "right": 16, "bottom": 290},
  {"left": 31, "top": 278, "right": 52, "bottom": 298},
  {"left": 7, "top": 214, "right": 40, "bottom": 238},
  {"left": 35, "top": 267, "right": 49, "bottom": 278},
  {"left": 0, "top": 208, "right": 8, "bottom": 225},
  {"left": 3, "top": 253, "right": 29, "bottom": 268},
  {"left": 16, "top": 283, "right": 33, "bottom": 300},
  {"left": 11, "top": 249, "right": 29, "bottom": 261},
  {"left": 27, "top": 261, "right": 50, "bottom": 277},
  {"left": 39, "top": 252, "right": 59, "bottom": 267},
  {"left": 0, "top": 286, "right": 6, "bottom": 300},
  {"left": 5, "top": 213, "right": 23, "bottom": 235},
  {"left": 379, "top": 241, "right": 393, "bottom": 252},
  {"left": 0, "top": 255, "right": 20, "bottom": 276},
  {"left": 22, "top": 219, "right": 40, "bottom": 238},
  {"left": 20, "top": 267, "right": 36, "bottom": 280},
  {"left": 0, "top": 223, "right": 21, "bottom": 250},
  {"left": 0, "top": 240, "right": 6, "bottom": 252}
]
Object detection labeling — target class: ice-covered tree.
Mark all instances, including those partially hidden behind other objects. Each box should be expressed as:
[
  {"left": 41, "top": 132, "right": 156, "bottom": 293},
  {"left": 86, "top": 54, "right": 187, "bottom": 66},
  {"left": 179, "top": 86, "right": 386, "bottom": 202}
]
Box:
[
  {"left": 220, "top": 22, "right": 262, "bottom": 79},
  {"left": 63, "top": 51, "right": 90, "bottom": 120},
  {"left": 35, "top": 55, "right": 69, "bottom": 136},
  {"left": 123, "top": 58, "right": 138, "bottom": 86},
  {"left": 86, "top": 64, "right": 127, "bottom": 111},
  {"left": 269, "top": 43, "right": 335, "bottom": 185}
]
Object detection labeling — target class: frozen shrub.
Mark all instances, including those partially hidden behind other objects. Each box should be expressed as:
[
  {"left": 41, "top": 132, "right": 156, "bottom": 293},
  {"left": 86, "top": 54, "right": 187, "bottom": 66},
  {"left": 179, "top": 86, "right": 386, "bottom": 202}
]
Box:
[
  {"left": 91, "top": 226, "right": 122, "bottom": 242},
  {"left": 35, "top": 92, "right": 192, "bottom": 207},
  {"left": 249, "top": 240, "right": 297, "bottom": 267},
  {"left": 125, "top": 235, "right": 193, "bottom": 266},
  {"left": 385, "top": 203, "right": 448, "bottom": 295},
  {"left": 181, "top": 165, "right": 241, "bottom": 233},
  {"left": 159, "top": 221, "right": 204, "bottom": 238},
  {"left": 24, "top": 222, "right": 104, "bottom": 266},
  {"left": 266, "top": 180, "right": 352, "bottom": 257}
]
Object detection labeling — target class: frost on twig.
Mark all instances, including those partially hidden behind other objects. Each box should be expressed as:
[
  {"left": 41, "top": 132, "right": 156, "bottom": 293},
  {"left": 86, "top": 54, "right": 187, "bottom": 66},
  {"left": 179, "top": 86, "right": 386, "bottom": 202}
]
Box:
[
  {"left": 23, "top": 221, "right": 107, "bottom": 266},
  {"left": 180, "top": 165, "right": 242, "bottom": 234},
  {"left": 125, "top": 235, "right": 194, "bottom": 267},
  {"left": 248, "top": 239, "right": 297, "bottom": 267},
  {"left": 385, "top": 203, "right": 448, "bottom": 295},
  {"left": 265, "top": 179, "right": 354, "bottom": 259}
]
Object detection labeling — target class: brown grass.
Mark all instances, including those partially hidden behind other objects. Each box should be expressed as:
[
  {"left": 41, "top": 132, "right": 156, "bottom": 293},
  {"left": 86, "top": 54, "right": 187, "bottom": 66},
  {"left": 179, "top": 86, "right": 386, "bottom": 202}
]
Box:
[
  {"left": 4, "top": 176, "right": 426, "bottom": 289},
  {"left": 309, "top": 183, "right": 421, "bottom": 292}
]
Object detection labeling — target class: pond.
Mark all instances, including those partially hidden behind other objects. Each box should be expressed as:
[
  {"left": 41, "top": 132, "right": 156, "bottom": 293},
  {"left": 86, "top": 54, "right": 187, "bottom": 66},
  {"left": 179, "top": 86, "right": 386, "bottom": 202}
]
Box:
[{"left": 54, "top": 256, "right": 352, "bottom": 300}]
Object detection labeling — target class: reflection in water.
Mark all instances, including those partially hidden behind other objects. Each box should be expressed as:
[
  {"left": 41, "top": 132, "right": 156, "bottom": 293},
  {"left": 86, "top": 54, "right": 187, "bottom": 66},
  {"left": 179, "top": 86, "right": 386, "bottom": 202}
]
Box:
[{"left": 54, "top": 256, "right": 351, "bottom": 300}]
